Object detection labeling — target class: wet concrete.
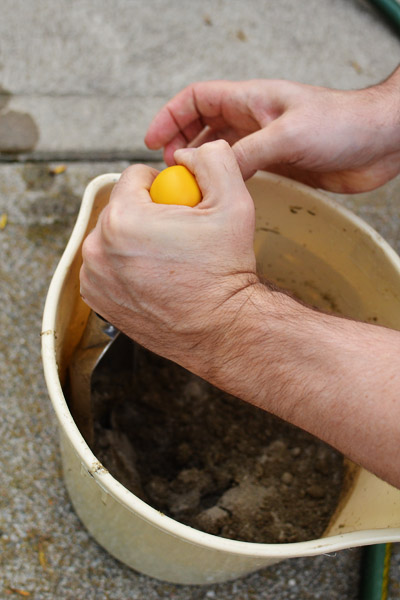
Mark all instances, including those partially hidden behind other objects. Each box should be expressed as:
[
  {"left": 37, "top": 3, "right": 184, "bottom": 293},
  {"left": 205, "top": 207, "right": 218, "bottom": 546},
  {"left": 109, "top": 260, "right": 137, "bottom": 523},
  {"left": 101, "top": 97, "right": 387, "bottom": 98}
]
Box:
[
  {"left": 0, "top": 84, "right": 39, "bottom": 152},
  {"left": 0, "top": 110, "right": 39, "bottom": 152}
]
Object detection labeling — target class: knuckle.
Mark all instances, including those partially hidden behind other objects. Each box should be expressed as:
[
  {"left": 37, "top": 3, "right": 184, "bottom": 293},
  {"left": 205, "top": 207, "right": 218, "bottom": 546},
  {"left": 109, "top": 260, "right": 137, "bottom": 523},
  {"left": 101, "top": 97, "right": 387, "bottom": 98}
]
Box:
[
  {"left": 276, "top": 114, "right": 304, "bottom": 144},
  {"left": 109, "top": 165, "right": 145, "bottom": 200},
  {"left": 116, "top": 163, "right": 157, "bottom": 190},
  {"left": 100, "top": 202, "right": 125, "bottom": 244},
  {"left": 232, "top": 138, "right": 247, "bottom": 167},
  {"left": 119, "top": 163, "right": 146, "bottom": 182},
  {"left": 200, "top": 139, "right": 231, "bottom": 155},
  {"left": 196, "top": 139, "right": 235, "bottom": 171},
  {"left": 232, "top": 187, "right": 254, "bottom": 218},
  {"left": 81, "top": 231, "right": 97, "bottom": 263},
  {"left": 79, "top": 264, "right": 90, "bottom": 295}
]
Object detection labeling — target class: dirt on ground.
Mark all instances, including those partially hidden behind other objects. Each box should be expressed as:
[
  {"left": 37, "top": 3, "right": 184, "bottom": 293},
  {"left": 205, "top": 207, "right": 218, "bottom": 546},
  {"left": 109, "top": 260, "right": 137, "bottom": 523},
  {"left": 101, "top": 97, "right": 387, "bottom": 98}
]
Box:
[{"left": 90, "top": 337, "right": 344, "bottom": 544}]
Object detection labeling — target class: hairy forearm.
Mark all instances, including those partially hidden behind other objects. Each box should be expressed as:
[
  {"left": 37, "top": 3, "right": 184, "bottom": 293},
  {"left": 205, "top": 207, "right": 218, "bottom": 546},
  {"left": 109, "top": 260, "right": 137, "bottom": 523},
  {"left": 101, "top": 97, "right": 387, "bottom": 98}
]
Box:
[{"left": 196, "top": 284, "right": 400, "bottom": 488}]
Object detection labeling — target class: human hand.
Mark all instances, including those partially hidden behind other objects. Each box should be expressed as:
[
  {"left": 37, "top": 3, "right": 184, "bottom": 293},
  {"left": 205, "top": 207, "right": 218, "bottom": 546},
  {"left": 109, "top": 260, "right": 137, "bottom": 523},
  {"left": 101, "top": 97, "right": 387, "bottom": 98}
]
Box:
[
  {"left": 145, "top": 71, "right": 400, "bottom": 193},
  {"left": 80, "top": 141, "right": 400, "bottom": 490},
  {"left": 79, "top": 140, "right": 260, "bottom": 375}
]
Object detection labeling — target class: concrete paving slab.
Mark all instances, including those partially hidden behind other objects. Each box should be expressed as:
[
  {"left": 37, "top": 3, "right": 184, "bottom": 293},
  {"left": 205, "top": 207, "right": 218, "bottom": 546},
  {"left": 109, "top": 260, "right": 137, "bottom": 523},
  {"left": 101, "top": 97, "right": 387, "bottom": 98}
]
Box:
[
  {"left": 1, "top": 161, "right": 400, "bottom": 598},
  {"left": 0, "top": 0, "right": 399, "bottom": 157}
]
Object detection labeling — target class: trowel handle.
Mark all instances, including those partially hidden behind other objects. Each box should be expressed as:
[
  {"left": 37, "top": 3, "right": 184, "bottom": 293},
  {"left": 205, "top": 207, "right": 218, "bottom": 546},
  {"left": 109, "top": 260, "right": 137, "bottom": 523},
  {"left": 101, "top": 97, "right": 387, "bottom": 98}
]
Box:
[{"left": 95, "top": 312, "right": 120, "bottom": 340}]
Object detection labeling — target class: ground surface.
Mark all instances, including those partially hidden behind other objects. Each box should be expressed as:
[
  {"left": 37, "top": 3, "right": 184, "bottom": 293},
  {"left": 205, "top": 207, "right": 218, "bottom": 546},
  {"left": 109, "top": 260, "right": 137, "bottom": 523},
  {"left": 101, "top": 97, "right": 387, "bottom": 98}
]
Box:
[{"left": 1, "top": 0, "right": 400, "bottom": 598}]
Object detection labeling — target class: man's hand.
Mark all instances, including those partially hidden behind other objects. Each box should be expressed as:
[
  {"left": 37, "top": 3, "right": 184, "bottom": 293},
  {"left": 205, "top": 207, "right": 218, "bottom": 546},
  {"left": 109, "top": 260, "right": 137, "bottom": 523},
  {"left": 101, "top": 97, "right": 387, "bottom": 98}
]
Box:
[
  {"left": 80, "top": 141, "right": 260, "bottom": 372},
  {"left": 80, "top": 138, "right": 400, "bottom": 488},
  {"left": 145, "top": 69, "right": 400, "bottom": 193}
]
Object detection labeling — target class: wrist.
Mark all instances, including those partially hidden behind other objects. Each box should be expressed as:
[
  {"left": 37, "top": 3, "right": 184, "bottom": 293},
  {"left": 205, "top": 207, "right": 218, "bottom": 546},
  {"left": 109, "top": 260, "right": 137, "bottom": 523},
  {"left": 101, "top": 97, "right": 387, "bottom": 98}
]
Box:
[
  {"left": 365, "top": 66, "right": 400, "bottom": 155},
  {"left": 195, "top": 282, "right": 301, "bottom": 412}
]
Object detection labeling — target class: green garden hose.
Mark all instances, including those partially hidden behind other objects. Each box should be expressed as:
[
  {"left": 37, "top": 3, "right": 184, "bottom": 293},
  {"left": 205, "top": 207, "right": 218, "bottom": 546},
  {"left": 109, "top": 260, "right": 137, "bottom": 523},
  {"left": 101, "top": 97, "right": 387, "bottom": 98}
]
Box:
[
  {"left": 367, "top": 0, "right": 400, "bottom": 33},
  {"left": 359, "top": 5, "right": 398, "bottom": 598},
  {"left": 359, "top": 544, "right": 392, "bottom": 600}
]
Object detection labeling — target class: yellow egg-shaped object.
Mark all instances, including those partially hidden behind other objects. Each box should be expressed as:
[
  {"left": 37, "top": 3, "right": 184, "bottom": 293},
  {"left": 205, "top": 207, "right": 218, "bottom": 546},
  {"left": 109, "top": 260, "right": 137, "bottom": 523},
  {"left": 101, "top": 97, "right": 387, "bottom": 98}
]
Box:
[{"left": 150, "top": 165, "right": 202, "bottom": 207}]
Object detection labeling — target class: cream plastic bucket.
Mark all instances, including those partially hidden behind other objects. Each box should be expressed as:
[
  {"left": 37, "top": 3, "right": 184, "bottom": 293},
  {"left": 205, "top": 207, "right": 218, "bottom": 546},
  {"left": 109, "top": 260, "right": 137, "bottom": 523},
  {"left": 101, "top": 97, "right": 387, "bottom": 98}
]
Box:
[{"left": 41, "top": 172, "right": 400, "bottom": 585}]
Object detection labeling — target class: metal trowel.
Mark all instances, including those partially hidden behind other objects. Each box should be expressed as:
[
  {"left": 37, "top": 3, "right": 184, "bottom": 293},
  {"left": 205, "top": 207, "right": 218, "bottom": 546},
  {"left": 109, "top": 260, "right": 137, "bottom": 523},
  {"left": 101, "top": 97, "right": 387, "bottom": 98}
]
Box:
[{"left": 67, "top": 311, "right": 120, "bottom": 447}]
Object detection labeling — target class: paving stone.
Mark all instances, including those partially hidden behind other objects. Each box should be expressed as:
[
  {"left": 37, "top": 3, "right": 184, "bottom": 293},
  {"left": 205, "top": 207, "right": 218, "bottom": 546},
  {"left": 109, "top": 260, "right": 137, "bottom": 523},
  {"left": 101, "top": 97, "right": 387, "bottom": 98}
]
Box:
[{"left": 0, "top": 0, "right": 399, "bottom": 157}]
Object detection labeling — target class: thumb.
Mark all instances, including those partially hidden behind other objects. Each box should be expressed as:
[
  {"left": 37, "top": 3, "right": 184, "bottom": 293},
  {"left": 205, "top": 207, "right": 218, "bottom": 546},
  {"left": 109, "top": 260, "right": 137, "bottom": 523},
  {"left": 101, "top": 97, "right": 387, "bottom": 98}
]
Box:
[
  {"left": 174, "top": 140, "right": 250, "bottom": 209},
  {"left": 233, "top": 118, "right": 293, "bottom": 179}
]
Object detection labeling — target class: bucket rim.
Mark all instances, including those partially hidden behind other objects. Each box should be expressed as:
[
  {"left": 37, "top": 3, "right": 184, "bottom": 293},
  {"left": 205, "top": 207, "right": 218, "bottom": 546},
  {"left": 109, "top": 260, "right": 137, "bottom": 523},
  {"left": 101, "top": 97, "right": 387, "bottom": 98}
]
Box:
[{"left": 41, "top": 170, "right": 400, "bottom": 557}]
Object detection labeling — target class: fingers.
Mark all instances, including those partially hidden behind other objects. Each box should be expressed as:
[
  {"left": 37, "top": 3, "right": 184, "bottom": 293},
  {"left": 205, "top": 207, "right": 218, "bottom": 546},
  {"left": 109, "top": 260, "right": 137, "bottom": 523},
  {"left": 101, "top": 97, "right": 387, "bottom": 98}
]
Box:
[
  {"left": 174, "top": 140, "right": 250, "bottom": 209},
  {"left": 145, "top": 86, "right": 200, "bottom": 150},
  {"left": 109, "top": 163, "right": 159, "bottom": 206},
  {"left": 163, "top": 124, "right": 241, "bottom": 166},
  {"left": 145, "top": 80, "right": 236, "bottom": 151},
  {"left": 80, "top": 165, "right": 158, "bottom": 294},
  {"left": 232, "top": 118, "right": 294, "bottom": 180},
  {"left": 152, "top": 111, "right": 207, "bottom": 166},
  {"left": 146, "top": 79, "right": 300, "bottom": 180},
  {"left": 91, "top": 164, "right": 160, "bottom": 249},
  {"left": 163, "top": 133, "right": 191, "bottom": 166}
]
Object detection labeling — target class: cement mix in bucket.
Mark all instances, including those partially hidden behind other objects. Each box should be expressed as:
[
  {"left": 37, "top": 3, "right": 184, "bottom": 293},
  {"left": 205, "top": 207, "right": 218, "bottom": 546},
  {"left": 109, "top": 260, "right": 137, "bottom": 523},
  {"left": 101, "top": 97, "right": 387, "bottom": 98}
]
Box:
[
  {"left": 88, "top": 339, "right": 345, "bottom": 544},
  {"left": 42, "top": 172, "right": 400, "bottom": 584}
]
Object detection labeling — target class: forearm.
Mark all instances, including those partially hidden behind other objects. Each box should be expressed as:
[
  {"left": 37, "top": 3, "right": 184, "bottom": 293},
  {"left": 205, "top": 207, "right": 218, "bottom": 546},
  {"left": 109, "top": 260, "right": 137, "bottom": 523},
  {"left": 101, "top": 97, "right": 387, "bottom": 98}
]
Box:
[
  {"left": 195, "top": 284, "right": 400, "bottom": 487},
  {"left": 368, "top": 63, "right": 400, "bottom": 155},
  {"left": 81, "top": 142, "right": 400, "bottom": 487}
]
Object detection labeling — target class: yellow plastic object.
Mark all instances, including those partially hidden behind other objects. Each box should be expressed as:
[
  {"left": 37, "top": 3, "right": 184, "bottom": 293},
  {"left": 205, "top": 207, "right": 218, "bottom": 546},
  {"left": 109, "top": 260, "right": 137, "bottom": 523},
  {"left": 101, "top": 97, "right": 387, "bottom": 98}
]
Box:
[
  {"left": 150, "top": 165, "right": 202, "bottom": 206},
  {"left": 42, "top": 171, "right": 400, "bottom": 585}
]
